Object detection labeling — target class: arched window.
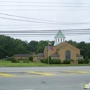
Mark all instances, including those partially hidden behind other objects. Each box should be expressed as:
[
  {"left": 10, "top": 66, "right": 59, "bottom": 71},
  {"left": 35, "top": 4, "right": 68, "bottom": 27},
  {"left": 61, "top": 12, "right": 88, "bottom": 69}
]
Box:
[{"left": 65, "top": 50, "right": 71, "bottom": 60}]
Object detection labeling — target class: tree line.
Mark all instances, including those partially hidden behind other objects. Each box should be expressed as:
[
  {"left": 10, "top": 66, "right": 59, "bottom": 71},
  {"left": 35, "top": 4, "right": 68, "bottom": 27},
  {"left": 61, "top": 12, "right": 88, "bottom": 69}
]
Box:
[{"left": 0, "top": 35, "right": 90, "bottom": 59}]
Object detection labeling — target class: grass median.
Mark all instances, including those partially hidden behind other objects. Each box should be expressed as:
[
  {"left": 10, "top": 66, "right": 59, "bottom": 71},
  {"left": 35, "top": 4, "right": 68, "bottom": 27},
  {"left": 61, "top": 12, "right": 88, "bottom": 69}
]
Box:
[{"left": 0, "top": 60, "right": 90, "bottom": 67}]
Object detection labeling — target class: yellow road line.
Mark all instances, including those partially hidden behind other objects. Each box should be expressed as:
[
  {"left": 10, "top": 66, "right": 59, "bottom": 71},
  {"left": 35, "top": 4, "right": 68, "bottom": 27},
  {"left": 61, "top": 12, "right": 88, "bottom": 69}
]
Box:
[
  {"left": 61, "top": 70, "right": 90, "bottom": 74},
  {"left": 26, "top": 71, "right": 55, "bottom": 76},
  {"left": 0, "top": 73, "right": 15, "bottom": 77}
]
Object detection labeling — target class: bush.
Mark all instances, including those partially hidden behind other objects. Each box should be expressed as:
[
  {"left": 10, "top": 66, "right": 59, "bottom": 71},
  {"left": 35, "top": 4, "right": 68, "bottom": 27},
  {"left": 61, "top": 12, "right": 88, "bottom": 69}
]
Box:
[
  {"left": 52, "top": 59, "right": 61, "bottom": 64},
  {"left": 28, "top": 56, "right": 33, "bottom": 62},
  {"left": 11, "top": 57, "right": 19, "bottom": 63},
  {"left": 43, "top": 56, "right": 53, "bottom": 64},
  {"left": 44, "top": 58, "right": 48, "bottom": 64},
  {"left": 77, "top": 59, "right": 84, "bottom": 64},
  {"left": 63, "top": 60, "right": 70, "bottom": 64},
  {"left": 40, "top": 59, "right": 43, "bottom": 63},
  {"left": 70, "top": 59, "right": 74, "bottom": 62},
  {"left": 41, "top": 57, "right": 61, "bottom": 64},
  {"left": 49, "top": 56, "right": 53, "bottom": 64},
  {"left": 23, "top": 59, "right": 29, "bottom": 63},
  {"left": 40, "top": 59, "right": 46, "bottom": 63},
  {"left": 7, "top": 57, "right": 13, "bottom": 61},
  {"left": 85, "top": 56, "right": 89, "bottom": 64}
]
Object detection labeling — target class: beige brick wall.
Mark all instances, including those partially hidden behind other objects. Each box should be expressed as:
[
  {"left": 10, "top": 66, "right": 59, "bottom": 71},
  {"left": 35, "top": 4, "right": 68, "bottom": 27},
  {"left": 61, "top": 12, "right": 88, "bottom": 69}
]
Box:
[
  {"left": 33, "top": 57, "right": 44, "bottom": 62},
  {"left": 57, "top": 45, "right": 80, "bottom": 62}
]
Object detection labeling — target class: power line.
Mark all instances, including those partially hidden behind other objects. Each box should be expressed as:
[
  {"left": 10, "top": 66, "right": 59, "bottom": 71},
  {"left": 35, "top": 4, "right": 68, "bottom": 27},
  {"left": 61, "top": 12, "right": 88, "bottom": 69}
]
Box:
[
  {"left": 1, "top": 16, "right": 90, "bottom": 25},
  {"left": 1, "top": 5, "right": 90, "bottom": 7},
  {"left": 0, "top": 33, "right": 90, "bottom": 37},
  {"left": 0, "top": 29, "right": 89, "bottom": 33},
  {"left": 0, "top": 12, "right": 66, "bottom": 24},
  {"left": 1, "top": 32, "right": 90, "bottom": 34},
  {"left": 0, "top": 28, "right": 90, "bottom": 31},
  {"left": 1, "top": 8, "right": 90, "bottom": 11},
  {"left": 0, "top": 1, "right": 90, "bottom": 5},
  {"left": 0, "top": 16, "right": 60, "bottom": 24},
  {"left": 0, "top": 13, "right": 62, "bottom": 23}
]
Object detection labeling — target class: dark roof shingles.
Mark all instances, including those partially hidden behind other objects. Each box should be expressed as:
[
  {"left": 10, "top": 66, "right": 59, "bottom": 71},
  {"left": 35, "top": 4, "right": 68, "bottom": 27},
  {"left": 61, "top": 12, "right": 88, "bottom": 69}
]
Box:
[
  {"left": 35, "top": 53, "right": 44, "bottom": 57},
  {"left": 13, "top": 54, "right": 31, "bottom": 57},
  {"left": 50, "top": 53, "right": 59, "bottom": 57}
]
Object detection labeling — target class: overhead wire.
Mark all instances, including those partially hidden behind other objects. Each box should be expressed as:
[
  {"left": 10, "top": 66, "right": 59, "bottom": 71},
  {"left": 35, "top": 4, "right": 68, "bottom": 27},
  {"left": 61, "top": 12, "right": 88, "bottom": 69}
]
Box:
[
  {"left": 0, "top": 13, "right": 64, "bottom": 24},
  {"left": 0, "top": 1, "right": 90, "bottom": 12},
  {"left": 1, "top": 5, "right": 90, "bottom": 7},
  {"left": 0, "top": 29, "right": 90, "bottom": 35},
  {"left": 0, "top": 2, "right": 90, "bottom": 37},
  {"left": 0, "top": 1, "right": 90, "bottom": 5},
  {"left": 0, "top": 16, "right": 90, "bottom": 25},
  {"left": 1, "top": 8, "right": 90, "bottom": 11},
  {"left": 0, "top": 16, "right": 61, "bottom": 24}
]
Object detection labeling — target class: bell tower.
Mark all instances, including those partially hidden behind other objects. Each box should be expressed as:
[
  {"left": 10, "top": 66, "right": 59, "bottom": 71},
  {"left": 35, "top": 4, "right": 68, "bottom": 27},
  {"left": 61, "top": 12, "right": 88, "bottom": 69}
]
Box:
[{"left": 54, "top": 30, "right": 65, "bottom": 46}]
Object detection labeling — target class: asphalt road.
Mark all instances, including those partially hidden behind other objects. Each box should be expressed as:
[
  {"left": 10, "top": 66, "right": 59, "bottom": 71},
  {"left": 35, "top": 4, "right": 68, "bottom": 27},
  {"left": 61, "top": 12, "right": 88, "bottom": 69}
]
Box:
[{"left": 0, "top": 66, "right": 90, "bottom": 90}]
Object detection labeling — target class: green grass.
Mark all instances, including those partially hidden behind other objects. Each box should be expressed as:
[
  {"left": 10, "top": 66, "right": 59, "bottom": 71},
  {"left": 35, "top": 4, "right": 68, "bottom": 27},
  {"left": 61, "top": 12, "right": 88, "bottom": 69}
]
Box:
[
  {"left": 0, "top": 60, "right": 48, "bottom": 67},
  {"left": 0, "top": 60, "right": 90, "bottom": 67}
]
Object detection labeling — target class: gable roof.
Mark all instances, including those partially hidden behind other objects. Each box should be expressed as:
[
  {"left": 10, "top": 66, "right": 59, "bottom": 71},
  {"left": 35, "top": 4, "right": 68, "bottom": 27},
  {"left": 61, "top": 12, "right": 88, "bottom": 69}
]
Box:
[
  {"left": 50, "top": 53, "right": 59, "bottom": 57},
  {"left": 54, "top": 30, "right": 65, "bottom": 38},
  {"left": 55, "top": 42, "right": 80, "bottom": 51},
  {"left": 13, "top": 54, "right": 31, "bottom": 57},
  {"left": 35, "top": 53, "right": 44, "bottom": 57}
]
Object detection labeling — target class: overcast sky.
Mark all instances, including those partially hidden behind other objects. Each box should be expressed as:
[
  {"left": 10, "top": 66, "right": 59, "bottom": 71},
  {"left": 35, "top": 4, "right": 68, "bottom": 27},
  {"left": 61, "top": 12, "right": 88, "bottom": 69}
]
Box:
[{"left": 0, "top": 0, "right": 90, "bottom": 43}]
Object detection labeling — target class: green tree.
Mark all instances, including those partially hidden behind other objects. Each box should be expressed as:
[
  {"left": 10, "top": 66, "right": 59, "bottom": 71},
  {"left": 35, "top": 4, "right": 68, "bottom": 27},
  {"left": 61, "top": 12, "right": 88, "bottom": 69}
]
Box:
[
  {"left": 77, "top": 42, "right": 86, "bottom": 58},
  {"left": 67, "top": 40, "right": 78, "bottom": 47},
  {"left": 27, "top": 41, "right": 38, "bottom": 53},
  {"left": 28, "top": 56, "right": 33, "bottom": 62},
  {"left": 85, "top": 56, "right": 89, "bottom": 64},
  {"left": 36, "top": 40, "right": 48, "bottom": 53}
]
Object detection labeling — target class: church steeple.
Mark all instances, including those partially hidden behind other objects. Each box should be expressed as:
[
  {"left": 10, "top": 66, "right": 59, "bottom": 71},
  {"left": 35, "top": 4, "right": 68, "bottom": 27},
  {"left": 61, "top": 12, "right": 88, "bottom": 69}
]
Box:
[{"left": 54, "top": 30, "right": 65, "bottom": 46}]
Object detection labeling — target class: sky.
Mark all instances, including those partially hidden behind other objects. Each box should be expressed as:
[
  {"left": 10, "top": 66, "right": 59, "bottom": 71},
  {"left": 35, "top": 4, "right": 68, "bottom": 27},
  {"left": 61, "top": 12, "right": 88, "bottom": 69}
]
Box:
[{"left": 0, "top": 0, "right": 90, "bottom": 43}]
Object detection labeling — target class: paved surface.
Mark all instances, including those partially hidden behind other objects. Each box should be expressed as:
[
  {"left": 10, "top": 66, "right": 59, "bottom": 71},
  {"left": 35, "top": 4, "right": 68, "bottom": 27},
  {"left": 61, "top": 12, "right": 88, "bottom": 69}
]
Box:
[{"left": 0, "top": 66, "right": 90, "bottom": 90}]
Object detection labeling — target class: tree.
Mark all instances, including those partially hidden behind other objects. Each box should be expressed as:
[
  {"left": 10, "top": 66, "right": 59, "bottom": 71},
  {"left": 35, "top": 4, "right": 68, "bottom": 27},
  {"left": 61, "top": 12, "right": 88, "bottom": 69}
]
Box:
[
  {"left": 28, "top": 56, "right": 33, "bottom": 62},
  {"left": 85, "top": 56, "right": 89, "bottom": 64},
  {"left": 36, "top": 40, "right": 48, "bottom": 53},
  {"left": 0, "top": 35, "right": 90, "bottom": 61},
  {"left": 27, "top": 41, "right": 38, "bottom": 53},
  {"left": 67, "top": 40, "right": 78, "bottom": 47}
]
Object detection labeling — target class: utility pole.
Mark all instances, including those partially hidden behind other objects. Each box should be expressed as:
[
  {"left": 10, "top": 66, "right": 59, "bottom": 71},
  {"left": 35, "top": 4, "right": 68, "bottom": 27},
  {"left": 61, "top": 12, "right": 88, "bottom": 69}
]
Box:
[{"left": 48, "top": 41, "right": 49, "bottom": 65}]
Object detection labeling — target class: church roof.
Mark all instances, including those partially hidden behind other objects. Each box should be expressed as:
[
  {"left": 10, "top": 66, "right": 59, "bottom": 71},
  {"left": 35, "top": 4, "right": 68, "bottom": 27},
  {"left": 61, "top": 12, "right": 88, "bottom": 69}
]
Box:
[
  {"left": 50, "top": 53, "right": 59, "bottom": 57},
  {"left": 54, "top": 30, "right": 65, "bottom": 38},
  {"left": 35, "top": 53, "right": 44, "bottom": 57},
  {"left": 13, "top": 54, "right": 31, "bottom": 57}
]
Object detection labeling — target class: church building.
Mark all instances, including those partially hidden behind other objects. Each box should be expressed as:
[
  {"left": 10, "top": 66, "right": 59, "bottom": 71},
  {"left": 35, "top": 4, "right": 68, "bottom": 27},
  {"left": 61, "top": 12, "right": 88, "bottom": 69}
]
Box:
[{"left": 33, "top": 30, "right": 83, "bottom": 63}]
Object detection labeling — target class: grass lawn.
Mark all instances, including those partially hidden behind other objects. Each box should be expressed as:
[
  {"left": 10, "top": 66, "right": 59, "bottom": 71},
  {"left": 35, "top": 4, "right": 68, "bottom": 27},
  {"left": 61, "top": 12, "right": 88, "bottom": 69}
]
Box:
[{"left": 0, "top": 60, "right": 90, "bottom": 67}]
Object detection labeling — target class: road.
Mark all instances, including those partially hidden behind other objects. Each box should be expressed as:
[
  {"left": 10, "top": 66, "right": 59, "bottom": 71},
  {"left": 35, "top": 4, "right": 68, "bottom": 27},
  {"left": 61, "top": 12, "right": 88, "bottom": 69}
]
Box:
[{"left": 0, "top": 66, "right": 90, "bottom": 90}]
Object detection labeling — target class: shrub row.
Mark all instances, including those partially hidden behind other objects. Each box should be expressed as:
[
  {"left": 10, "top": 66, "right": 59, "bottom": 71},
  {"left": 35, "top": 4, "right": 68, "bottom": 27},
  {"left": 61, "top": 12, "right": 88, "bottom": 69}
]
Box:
[
  {"left": 6, "top": 56, "right": 33, "bottom": 63},
  {"left": 9, "top": 57, "right": 29, "bottom": 63},
  {"left": 41, "top": 56, "right": 89, "bottom": 64},
  {"left": 77, "top": 56, "right": 89, "bottom": 64},
  {"left": 41, "top": 59, "right": 61, "bottom": 64}
]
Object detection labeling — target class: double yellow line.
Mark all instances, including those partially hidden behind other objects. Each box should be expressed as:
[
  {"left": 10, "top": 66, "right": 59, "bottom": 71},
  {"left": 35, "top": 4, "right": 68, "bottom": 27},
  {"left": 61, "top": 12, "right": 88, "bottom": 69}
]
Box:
[
  {"left": 61, "top": 70, "right": 90, "bottom": 74},
  {"left": 0, "top": 72, "right": 15, "bottom": 77},
  {"left": 26, "top": 71, "right": 55, "bottom": 76}
]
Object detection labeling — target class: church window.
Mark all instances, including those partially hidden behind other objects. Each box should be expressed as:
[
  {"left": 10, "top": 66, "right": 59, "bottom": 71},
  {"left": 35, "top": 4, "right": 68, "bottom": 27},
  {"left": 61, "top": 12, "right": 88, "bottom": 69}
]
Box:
[{"left": 65, "top": 50, "right": 71, "bottom": 60}]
